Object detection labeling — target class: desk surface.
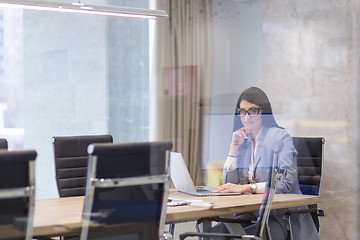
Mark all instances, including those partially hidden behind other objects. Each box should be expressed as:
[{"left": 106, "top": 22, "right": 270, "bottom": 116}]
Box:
[{"left": 33, "top": 190, "right": 320, "bottom": 237}]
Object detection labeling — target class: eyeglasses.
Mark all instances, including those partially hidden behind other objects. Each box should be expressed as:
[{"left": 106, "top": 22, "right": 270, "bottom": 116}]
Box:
[{"left": 235, "top": 107, "right": 261, "bottom": 117}]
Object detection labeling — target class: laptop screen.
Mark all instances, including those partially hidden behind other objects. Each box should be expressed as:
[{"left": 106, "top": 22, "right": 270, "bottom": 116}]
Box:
[{"left": 169, "top": 152, "right": 198, "bottom": 195}]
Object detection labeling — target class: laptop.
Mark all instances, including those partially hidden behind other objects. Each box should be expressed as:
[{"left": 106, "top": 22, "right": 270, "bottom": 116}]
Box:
[{"left": 170, "top": 152, "right": 242, "bottom": 196}]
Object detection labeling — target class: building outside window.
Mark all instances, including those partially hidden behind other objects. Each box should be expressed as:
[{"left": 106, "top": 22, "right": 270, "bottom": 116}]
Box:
[{"left": 0, "top": 0, "right": 151, "bottom": 199}]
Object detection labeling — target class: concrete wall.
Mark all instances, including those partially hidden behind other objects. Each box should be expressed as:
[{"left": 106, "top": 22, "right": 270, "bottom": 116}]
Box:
[
  {"left": 262, "top": 1, "right": 360, "bottom": 239},
  {"left": 204, "top": 0, "right": 360, "bottom": 239}
]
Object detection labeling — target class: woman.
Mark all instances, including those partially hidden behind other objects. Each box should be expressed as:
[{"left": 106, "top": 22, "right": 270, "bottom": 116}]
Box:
[{"left": 212, "top": 87, "right": 319, "bottom": 240}]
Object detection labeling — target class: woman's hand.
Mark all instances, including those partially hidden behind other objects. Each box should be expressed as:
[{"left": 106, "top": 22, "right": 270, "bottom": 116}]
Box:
[
  {"left": 214, "top": 183, "right": 250, "bottom": 193},
  {"left": 228, "top": 128, "right": 250, "bottom": 156}
]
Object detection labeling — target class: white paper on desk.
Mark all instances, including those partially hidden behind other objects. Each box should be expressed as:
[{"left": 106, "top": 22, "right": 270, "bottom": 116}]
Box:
[{"left": 167, "top": 199, "right": 189, "bottom": 206}]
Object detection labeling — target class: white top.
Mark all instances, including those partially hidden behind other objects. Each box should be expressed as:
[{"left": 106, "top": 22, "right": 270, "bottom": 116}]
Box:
[{"left": 224, "top": 129, "right": 266, "bottom": 193}]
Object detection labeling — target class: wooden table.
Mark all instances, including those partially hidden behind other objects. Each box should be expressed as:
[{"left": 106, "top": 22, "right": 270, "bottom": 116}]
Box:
[
  {"left": 166, "top": 190, "right": 320, "bottom": 223},
  {"left": 33, "top": 190, "right": 321, "bottom": 237}
]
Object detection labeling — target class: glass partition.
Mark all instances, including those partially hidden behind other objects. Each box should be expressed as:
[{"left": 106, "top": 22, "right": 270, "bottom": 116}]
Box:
[{"left": 0, "top": 0, "right": 358, "bottom": 239}]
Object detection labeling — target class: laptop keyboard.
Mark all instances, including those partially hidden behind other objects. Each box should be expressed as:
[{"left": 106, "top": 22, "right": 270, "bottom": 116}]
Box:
[{"left": 196, "top": 187, "right": 213, "bottom": 193}]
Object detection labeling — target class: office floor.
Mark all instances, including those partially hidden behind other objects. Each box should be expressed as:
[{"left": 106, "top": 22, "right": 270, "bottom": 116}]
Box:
[{"left": 166, "top": 221, "right": 197, "bottom": 240}]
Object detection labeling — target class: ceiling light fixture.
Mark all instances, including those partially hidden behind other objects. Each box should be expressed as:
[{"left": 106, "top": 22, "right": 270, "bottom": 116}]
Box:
[{"left": 0, "top": 0, "right": 168, "bottom": 19}]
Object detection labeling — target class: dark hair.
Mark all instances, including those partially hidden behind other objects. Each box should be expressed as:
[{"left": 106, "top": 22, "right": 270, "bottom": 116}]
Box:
[{"left": 233, "top": 87, "right": 281, "bottom": 131}]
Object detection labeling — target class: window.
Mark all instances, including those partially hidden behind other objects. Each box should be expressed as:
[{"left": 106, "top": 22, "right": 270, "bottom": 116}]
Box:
[{"left": 0, "top": 0, "right": 151, "bottom": 199}]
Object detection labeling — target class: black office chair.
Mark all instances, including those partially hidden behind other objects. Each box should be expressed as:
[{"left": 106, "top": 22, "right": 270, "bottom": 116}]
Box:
[
  {"left": 80, "top": 141, "right": 173, "bottom": 240},
  {"left": 0, "top": 138, "right": 8, "bottom": 149},
  {"left": 52, "top": 134, "right": 113, "bottom": 197},
  {"left": 284, "top": 137, "right": 325, "bottom": 239},
  {"left": 179, "top": 166, "right": 278, "bottom": 240},
  {"left": 0, "top": 150, "right": 37, "bottom": 240}
]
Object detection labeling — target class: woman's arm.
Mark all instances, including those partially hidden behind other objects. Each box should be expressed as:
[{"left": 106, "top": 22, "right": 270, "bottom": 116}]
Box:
[
  {"left": 214, "top": 182, "right": 253, "bottom": 193},
  {"left": 274, "top": 133, "right": 299, "bottom": 194},
  {"left": 222, "top": 127, "right": 251, "bottom": 184}
]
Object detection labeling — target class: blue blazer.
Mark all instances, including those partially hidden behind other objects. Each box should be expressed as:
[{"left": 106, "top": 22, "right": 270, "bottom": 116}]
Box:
[{"left": 223, "top": 126, "right": 319, "bottom": 240}]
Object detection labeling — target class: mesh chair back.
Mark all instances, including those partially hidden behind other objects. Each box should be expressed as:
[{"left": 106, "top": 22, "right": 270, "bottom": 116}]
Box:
[
  {"left": 292, "top": 137, "right": 324, "bottom": 196},
  {"left": 53, "top": 134, "right": 113, "bottom": 197},
  {"left": 0, "top": 138, "right": 8, "bottom": 149},
  {"left": 81, "top": 142, "right": 173, "bottom": 240},
  {"left": 0, "top": 150, "right": 36, "bottom": 240}
]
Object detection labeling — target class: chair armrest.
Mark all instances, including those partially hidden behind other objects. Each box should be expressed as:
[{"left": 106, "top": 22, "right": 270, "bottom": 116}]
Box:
[
  {"left": 197, "top": 216, "right": 256, "bottom": 225},
  {"left": 317, "top": 209, "right": 325, "bottom": 216},
  {"left": 179, "top": 232, "right": 259, "bottom": 240},
  {"left": 285, "top": 208, "right": 325, "bottom": 217}
]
